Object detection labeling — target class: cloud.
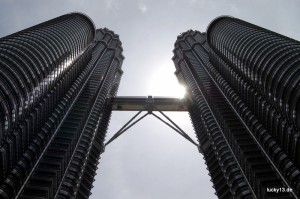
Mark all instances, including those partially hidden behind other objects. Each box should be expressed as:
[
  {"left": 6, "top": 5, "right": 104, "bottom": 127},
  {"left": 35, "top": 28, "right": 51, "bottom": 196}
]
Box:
[
  {"left": 229, "top": 4, "right": 239, "bottom": 14},
  {"left": 138, "top": 3, "right": 148, "bottom": 14},
  {"left": 168, "top": 0, "right": 177, "bottom": 5},
  {"left": 106, "top": 0, "right": 122, "bottom": 11},
  {"left": 190, "top": 0, "right": 207, "bottom": 7}
]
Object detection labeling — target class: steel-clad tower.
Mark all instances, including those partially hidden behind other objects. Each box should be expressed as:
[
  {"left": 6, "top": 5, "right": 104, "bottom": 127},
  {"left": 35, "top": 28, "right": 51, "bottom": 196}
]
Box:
[
  {"left": 1, "top": 12, "right": 300, "bottom": 199},
  {"left": 173, "top": 16, "right": 300, "bottom": 198},
  {"left": 0, "top": 13, "right": 124, "bottom": 199}
]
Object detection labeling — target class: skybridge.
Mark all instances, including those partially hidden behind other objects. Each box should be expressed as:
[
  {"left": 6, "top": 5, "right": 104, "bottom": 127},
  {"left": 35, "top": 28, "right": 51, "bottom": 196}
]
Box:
[{"left": 105, "top": 96, "right": 200, "bottom": 152}]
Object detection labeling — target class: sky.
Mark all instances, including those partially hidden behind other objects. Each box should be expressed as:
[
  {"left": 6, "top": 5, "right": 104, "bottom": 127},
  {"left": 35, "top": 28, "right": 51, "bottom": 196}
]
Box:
[{"left": 0, "top": 0, "right": 300, "bottom": 198}]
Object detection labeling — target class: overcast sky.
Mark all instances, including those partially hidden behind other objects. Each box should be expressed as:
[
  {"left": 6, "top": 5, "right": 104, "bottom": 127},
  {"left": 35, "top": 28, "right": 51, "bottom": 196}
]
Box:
[{"left": 0, "top": 0, "right": 300, "bottom": 198}]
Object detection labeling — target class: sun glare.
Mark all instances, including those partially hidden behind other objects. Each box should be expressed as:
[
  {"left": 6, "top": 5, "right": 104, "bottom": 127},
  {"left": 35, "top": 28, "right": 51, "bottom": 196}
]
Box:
[{"left": 147, "top": 65, "right": 186, "bottom": 98}]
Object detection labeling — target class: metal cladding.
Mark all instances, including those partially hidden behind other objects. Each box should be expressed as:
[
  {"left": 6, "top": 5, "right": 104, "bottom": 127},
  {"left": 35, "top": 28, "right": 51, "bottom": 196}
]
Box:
[
  {"left": 173, "top": 17, "right": 300, "bottom": 198},
  {"left": 0, "top": 13, "right": 124, "bottom": 199},
  {"left": 0, "top": 12, "right": 95, "bottom": 139}
]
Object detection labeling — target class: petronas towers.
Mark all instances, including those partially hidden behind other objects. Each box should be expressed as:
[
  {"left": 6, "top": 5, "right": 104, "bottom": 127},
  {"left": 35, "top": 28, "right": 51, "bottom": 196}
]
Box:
[
  {"left": 173, "top": 17, "right": 300, "bottom": 198},
  {"left": 0, "top": 13, "right": 123, "bottom": 198},
  {"left": 0, "top": 13, "right": 299, "bottom": 199}
]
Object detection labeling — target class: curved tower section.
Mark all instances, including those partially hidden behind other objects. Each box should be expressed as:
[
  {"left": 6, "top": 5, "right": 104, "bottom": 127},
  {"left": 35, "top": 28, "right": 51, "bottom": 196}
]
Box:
[
  {"left": 0, "top": 12, "right": 95, "bottom": 139},
  {"left": 0, "top": 14, "right": 124, "bottom": 199},
  {"left": 173, "top": 17, "right": 300, "bottom": 198},
  {"left": 207, "top": 16, "right": 300, "bottom": 135},
  {"left": 206, "top": 16, "right": 300, "bottom": 193}
]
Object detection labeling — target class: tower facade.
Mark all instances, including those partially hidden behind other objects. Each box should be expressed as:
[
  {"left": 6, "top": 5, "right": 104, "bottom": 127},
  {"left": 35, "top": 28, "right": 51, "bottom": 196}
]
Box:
[
  {"left": 0, "top": 13, "right": 124, "bottom": 198},
  {"left": 173, "top": 17, "right": 300, "bottom": 198}
]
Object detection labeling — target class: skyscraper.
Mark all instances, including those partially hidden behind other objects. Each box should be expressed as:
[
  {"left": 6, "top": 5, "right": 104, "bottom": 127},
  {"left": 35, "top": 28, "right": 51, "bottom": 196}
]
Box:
[
  {"left": 173, "top": 16, "right": 300, "bottom": 198},
  {"left": 0, "top": 13, "right": 124, "bottom": 199}
]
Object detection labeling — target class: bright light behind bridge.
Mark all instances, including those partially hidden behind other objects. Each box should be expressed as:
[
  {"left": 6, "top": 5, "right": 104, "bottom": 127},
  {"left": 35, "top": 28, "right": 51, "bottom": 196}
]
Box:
[{"left": 147, "top": 64, "right": 186, "bottom": 98}]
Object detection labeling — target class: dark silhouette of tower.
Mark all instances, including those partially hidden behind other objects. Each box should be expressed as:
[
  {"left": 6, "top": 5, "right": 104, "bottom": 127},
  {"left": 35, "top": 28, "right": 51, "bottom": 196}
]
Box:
[
  {"left": 173, "top": 16, "right": 300, "bottom": 199},
  {"left": 1, "top": 11, "right": 300, "bottom": 199},
  {"left": 0, "top": 13, "right": 124, "bottom": 199}
]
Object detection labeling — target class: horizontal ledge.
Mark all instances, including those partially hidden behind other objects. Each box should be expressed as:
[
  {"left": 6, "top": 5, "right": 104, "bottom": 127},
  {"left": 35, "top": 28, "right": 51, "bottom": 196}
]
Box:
[{"left": 109, "top": 96, "right": 189, "bottom": 112}]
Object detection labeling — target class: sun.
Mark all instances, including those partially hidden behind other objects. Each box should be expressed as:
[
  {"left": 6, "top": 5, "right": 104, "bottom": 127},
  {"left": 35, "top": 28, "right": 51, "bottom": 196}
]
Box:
[{"left": 147, "top": 65, "right": 186, "bottom": 98}]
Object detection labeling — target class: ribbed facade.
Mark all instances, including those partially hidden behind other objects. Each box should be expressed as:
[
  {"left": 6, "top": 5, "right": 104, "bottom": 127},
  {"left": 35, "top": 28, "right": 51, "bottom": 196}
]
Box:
[
  {"left": 0, "top": 13, "right": 124, "bottom": 199},
  {"left": 173, "top": 17, "right": 300, "bottom": 199}
]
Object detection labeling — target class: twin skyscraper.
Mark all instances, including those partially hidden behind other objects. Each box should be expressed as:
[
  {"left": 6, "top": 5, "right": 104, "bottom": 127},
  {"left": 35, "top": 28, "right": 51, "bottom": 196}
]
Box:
[
  {"left": 0, "top": 13, "right": 299, "bottom": 198},
  {"left": 0, "top": 13, "right": 124, "bottom": 199}
]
